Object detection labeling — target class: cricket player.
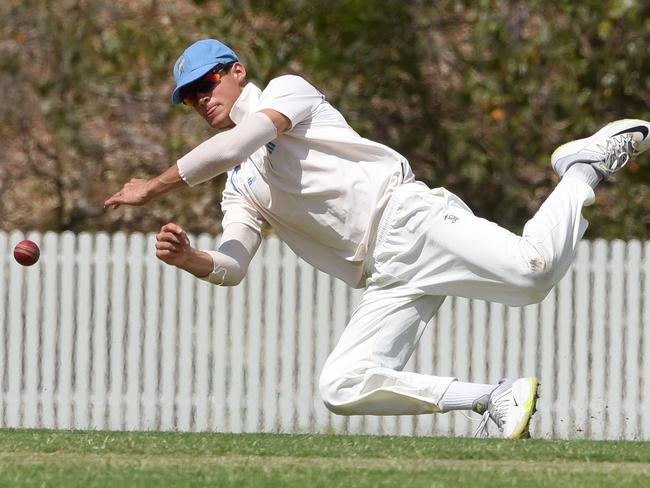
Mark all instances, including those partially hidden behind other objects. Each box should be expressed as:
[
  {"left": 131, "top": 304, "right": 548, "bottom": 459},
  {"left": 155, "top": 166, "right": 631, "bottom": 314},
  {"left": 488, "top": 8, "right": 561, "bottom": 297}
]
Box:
[{"left": 105, "top": 39, "right": 650, "bottom": 439}]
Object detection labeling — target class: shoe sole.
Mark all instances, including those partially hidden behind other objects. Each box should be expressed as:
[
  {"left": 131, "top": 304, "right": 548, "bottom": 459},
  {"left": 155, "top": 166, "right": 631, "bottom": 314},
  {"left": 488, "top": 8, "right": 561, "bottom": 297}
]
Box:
[
  {"left": 507, "top": 377, "right": 539, "bottom": 440},
  {"left": 551, "top": 119, "right": 650, "bottom": 176}
]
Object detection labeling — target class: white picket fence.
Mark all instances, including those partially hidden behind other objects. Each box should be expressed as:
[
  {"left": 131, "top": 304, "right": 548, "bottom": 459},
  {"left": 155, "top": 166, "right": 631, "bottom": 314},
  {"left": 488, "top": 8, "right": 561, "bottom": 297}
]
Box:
[{"left": 0, "top": 230, "right": 648, "bottom": 440}]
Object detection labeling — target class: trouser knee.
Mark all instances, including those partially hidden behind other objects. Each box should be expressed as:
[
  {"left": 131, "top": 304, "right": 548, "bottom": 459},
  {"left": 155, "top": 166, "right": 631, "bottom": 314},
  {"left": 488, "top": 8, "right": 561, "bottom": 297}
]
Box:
[
  {"left": 318, "top": 366, "right": 360, "bottom": 415},
  {"left": 514, "top": 262, "right": 556, "bottom": 305}
]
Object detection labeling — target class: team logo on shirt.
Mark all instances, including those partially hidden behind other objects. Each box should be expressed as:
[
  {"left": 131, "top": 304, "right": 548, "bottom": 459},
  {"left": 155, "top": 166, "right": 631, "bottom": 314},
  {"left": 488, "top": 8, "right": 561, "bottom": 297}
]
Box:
[
  {"left": 444, "top": 214, "right": 459, "bottom": 223},
  {"left": 266, "top": 141, "right": 276, "bottom": 154}
]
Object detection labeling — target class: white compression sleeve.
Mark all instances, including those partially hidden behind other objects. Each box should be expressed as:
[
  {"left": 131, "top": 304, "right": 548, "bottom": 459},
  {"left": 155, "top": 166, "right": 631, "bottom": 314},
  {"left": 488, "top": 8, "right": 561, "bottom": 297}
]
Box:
[
  {"left": 177, "top": 111, "right": 277, "bottom": 187},
  {"left": 199, "top": 223, "right": 261, "bottom": 286}
]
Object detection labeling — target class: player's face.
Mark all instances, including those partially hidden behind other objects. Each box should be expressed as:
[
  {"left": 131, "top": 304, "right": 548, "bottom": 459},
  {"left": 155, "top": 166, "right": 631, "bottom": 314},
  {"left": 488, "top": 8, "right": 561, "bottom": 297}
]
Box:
[{"left": 182, "top": 62, "right": 247, "bottom": 130}]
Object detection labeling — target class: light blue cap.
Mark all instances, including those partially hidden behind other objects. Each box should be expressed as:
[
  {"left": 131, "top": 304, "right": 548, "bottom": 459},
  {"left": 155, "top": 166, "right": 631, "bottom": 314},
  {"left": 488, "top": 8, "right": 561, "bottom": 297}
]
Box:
[{"left": 171, "top": 39, "right": 239, "bottom": 104}]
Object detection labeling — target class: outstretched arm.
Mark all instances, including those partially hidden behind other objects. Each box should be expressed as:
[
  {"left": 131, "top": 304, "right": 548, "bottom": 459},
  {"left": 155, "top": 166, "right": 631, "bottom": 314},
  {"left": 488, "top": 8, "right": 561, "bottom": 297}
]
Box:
[
  {"left": 104, "top": 165, "right": 186, "bottom": 210},
  {"left": 104, "top": 109, "right": 288, "bottom": 210},
  {"left": 155, "top": 222, "right": 261, "bottom": 286}
]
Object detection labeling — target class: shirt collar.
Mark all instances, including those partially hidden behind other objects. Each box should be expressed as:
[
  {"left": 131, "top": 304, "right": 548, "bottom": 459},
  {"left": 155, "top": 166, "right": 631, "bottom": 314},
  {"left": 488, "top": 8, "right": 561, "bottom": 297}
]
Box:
[{"left": 229, "top": 82, "right": 262, "bottom": 125}]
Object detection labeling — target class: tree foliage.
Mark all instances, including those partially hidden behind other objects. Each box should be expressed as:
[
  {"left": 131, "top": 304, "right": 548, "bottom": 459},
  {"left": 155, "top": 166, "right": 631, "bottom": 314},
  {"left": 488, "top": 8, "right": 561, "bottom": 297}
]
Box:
[{"left": 1, "top": 0, "right": 648, "bottom": 237}]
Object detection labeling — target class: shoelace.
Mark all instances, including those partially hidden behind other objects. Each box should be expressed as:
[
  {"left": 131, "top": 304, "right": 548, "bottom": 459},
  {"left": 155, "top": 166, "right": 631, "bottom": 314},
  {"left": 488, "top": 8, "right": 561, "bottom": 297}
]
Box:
[
  {"left": 473, "top": 412, "right": 491, "bottom": 438},
  {"left": 472, "top": 387, "right": 513, "bottom": 438},
  {"left": 596, "top": 135, "right": 638, "bottom": 174}
]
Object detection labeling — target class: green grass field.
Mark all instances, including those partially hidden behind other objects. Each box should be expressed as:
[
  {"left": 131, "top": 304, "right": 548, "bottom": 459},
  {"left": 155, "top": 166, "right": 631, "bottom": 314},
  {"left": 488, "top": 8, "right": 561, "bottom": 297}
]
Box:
[{"left": 0, "top": 429, "right": 649, "bottom": 487}]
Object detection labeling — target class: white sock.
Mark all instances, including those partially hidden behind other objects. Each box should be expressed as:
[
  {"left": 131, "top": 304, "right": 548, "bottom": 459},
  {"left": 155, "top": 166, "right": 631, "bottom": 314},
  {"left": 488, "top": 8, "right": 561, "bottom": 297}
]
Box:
[
  {"left": 438, "top": 380, "right": 496, "bottom": 411},
  {"left": 564, "top": 163, "right": 602, "bottom": 189}
]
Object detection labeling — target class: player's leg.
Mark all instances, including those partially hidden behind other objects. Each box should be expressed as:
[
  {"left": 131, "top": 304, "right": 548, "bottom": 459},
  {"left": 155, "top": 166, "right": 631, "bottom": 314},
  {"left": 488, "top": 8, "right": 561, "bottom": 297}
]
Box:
[
  {"left": 370, "top": 120, "right": 649, "bottom": 306},
  {"left": 319, "top": 291, "right": 454, "bottom": 416},
  {"left": 368, "top": 176, "right": 592, "bottom": 306},
  {"left": 318, "top": 288, "right": 538, "bottom": 438},
  {"left": 440, "top": 377, "right": 539, "bottom": 439}
]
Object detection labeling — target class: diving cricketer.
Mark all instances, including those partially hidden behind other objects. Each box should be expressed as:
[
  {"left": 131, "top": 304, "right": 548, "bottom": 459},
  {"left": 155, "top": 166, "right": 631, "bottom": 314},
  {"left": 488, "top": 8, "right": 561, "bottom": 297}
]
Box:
[{"left": 105, "top": 39, "right": 650, "bottom": 438}]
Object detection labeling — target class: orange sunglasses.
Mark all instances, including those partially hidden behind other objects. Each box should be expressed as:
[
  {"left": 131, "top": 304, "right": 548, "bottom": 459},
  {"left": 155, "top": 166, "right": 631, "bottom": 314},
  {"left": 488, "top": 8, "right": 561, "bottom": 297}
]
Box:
[{"left": 181, "top": 66, "right": 228, "bottom": 106}]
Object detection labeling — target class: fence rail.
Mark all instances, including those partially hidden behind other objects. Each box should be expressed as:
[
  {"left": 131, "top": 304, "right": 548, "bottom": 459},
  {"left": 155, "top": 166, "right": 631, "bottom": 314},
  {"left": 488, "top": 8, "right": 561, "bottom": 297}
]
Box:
[{"left": 0, "top": 231, "right": 648, "bottom": 439}]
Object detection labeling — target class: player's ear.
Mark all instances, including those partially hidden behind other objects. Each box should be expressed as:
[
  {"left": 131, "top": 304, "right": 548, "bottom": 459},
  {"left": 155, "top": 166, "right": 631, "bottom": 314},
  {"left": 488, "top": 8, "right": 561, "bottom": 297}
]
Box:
[{"left": 232, "top": 62, "right": 247, "bottom": 86}]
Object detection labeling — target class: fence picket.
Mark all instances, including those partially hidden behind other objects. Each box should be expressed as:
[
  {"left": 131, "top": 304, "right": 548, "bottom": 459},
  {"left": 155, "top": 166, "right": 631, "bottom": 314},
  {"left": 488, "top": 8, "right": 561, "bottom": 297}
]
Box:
[
  {"left": 193, "top": 234, "right": 214, "bottom": 432},
  {"left": 142, "top": 233, "right": 160, "bottom": 430},
  {"left": 229, "top": 266, "right": 246, "bottom": 433},
  {"left": 590, "top": 240, "right": 608, "bottom": 439},
  {"left": 625, "top": 241, "right": 642, "bottom": 439},
  {"left": 160, "top": 262, "right": 178, "bottom": 430},
  {"left": 91, "top": 234, "right": 110, "bottom": 429},
  {"left": 643, "top": 242, "right": 650, "bottom": 439},
  {"left": 539, "top": 289, "right": 556, "bottom": 438},
  {"left": 0, "top": 232, "right": 7, "bottom": 425},
  {"left": 262, "top": 237, "right": 281, "bottom": 432},
  {"left": 57, "top": 232, "right": 76, "bottom": 429},
  {"left": 573, "top": 241, "right": 591, "bottom": 438},
  {"left": 245, "top": 244, "right": 264, "bottom": 432},
  {"left": 41, "top": 232, "right": 59, "bottom": 428},
  {"left": 606, "top": 241, "right": 625, "bottom": 439},
  {"left": 74, "top": 233, "right": 92, "bottom": 429},
  {"left": 23, "top": 231, "right": 42, "bottom": 428},
  {"left": 7, "top": 231, "right": 25, "bottom": 427},
  {"left": 279, "top": 250, "right": 298, "bottom": 432},
  {"left": 297, "top": 258, "right": 314, "bottom": 431},
  {"left": 177, "top": 255, "right": 196, "bottom": 431},
  {"left": 556, "top": 256, "right": 573, "bottom": 439},
  {"left": 210, "top": 282, "right": 229, "bottom": 432},
  {"left": 126, "top": 233, "right": 145, "bottom": 431}
]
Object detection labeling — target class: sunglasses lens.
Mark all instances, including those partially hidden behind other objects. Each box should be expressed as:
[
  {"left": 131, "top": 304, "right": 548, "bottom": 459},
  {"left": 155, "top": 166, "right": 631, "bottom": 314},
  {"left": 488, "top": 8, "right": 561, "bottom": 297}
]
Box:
[
  {"left": 181, "top": 68, "right": 224, "bottom": 106},
  {"left": 201, "top": 79, "right": 217, "bottom": 92},
  {"left": 182, "top": 94, "right": 196, "bottom": 106},
  {"left": 205, "top": 71, "right": 221, "bottom": 83}
]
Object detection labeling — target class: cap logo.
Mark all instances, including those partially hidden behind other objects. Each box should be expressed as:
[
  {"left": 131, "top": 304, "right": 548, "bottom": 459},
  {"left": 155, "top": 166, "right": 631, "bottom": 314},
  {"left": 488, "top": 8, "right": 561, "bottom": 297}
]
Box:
[{"left": 178, "top": 57, "right": 186, "bottom": 75}]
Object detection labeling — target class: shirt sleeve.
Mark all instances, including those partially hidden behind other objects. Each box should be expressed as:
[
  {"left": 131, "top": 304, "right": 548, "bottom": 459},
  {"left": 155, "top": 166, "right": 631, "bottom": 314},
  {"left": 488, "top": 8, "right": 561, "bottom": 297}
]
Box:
[
  {"left": 257, "top": 75, "right": 326, "bottom": 129},
  {"left": 221, "top": 166, "right": 265, "bottom": 236}
]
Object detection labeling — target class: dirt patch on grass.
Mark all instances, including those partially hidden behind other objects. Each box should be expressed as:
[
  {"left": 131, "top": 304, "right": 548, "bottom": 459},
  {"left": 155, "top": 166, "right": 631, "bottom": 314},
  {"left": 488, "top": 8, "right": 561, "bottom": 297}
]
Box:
[{"left": 1, "top": 452, "right": 649, "bottom": 475}]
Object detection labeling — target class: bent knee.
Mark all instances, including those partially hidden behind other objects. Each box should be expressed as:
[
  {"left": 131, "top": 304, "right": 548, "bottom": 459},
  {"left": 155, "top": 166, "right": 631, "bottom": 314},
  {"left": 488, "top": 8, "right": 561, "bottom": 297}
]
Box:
[
  {"left": 512, "top": 263, "right": 556, "bottom": 305},
  {"left": 318, "top": 367, "right": 363, "bottom": 415}
]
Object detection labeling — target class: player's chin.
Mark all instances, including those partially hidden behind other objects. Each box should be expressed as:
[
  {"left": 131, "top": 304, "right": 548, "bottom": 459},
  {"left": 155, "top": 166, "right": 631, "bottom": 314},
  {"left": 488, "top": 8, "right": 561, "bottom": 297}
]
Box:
[{"left": 207, "top": 114, "right": 234, "bottom": 130}]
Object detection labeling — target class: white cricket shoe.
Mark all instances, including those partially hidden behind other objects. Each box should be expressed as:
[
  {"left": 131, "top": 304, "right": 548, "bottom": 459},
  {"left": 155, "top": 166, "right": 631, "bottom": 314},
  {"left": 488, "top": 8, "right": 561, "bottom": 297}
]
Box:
[
  {"left": 472, "top": 377, "right": 539, "bottom": 439},
  {"left": 551, "top": 119, "right": 650, "bottom": 178}
]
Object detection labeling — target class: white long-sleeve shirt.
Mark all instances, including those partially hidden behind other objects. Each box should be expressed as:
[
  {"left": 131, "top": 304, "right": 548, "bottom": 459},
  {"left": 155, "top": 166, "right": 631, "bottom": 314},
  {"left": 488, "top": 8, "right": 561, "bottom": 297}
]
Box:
[{"left": 216, "top": 75, "right": 414, "bottom": 288}]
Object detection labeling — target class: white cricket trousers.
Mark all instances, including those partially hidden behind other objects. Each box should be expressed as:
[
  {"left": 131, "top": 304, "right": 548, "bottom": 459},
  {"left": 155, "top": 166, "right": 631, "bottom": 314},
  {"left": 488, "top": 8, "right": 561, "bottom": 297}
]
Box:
[{"left": 319, "top": 177, "right": 595, "bottom": 415}]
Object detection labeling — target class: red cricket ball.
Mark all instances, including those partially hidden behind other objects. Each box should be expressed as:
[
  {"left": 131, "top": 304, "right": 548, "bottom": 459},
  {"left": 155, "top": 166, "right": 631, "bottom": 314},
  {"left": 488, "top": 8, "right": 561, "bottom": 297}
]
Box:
[{"left": 13, "top": 240, "right": 40, "bottom": 266}]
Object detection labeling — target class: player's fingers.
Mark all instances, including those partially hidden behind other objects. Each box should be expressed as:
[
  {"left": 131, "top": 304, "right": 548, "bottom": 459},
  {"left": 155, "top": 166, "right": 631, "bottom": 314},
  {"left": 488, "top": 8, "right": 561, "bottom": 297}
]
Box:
[
  {"left": 161, "top": 222, "right": 184, "bottom": 235},
  {"left": 155, "top": 249, "right": 175, "bottom": 262},
  {"left": 104, "top": 201, "right": 120, "bottom": 210},
  {"left": 160, "top": 223, "right": 190, "bottom": 247},
  {"left": 156, "top": 232, "right": 182, "bottom": 246},
  {"left": 104, "top": 187, "right": 127, "bottom": 208},
  {"left": 103, "top": 195, "right": 119, "bottom": 208},
  {"left": 155, "top": 243, "right": 182, "bottom": 260}
]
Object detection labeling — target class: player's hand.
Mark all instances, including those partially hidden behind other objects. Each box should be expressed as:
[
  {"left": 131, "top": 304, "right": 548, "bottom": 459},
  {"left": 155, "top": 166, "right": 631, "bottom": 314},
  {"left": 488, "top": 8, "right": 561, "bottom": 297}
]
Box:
[
  {"left": 104, "top": 178, "right": 153, "bottom": 209},
  {"left": 155, "top": 223, "right": 192, "bottom": 267}
]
